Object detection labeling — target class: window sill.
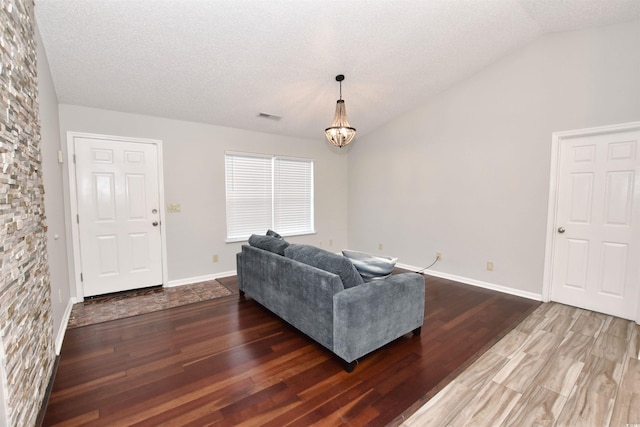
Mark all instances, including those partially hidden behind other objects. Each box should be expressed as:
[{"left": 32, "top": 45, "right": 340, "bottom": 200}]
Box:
[{"left": 225, "top": 230, "right": 316, "bottom": 244}]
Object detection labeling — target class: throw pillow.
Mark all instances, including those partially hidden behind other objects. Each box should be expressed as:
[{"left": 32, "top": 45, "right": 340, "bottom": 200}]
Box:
[
  {"left": 248, "top": 234, "right": 290, "bottom": 255},
  {"left": 266, "top": 229, "right": 283, "bottom": 239},
  {"left": 342, "top": 249, "right": 397, "bottom": 281},
  {"left": 284, "top": 244, "right": 364, "bottom": 289}
]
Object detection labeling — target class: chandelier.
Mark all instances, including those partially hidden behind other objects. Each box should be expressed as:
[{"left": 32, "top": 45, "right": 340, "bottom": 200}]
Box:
[{"left": 325, "top": 74, "right": 356, "bottom": 148}]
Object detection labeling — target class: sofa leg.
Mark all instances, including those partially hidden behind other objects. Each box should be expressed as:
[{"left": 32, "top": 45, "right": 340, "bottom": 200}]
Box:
[
  {"left": 412, "top": 327, "right": 422, "bottom": 336},
  {"left": 343, "top": 359, "right": 358, "bottom": 373},
  {"left": 239, "top": 289, "right": 245, "bottom": 297}
]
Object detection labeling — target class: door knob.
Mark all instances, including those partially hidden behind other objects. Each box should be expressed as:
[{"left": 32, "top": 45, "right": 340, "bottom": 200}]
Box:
[
  {"left": 152, "top": 221, "right": 159, "bottom": 227},
  {"left": 557, "top": 227, "right": 565, "bottom": 233}
]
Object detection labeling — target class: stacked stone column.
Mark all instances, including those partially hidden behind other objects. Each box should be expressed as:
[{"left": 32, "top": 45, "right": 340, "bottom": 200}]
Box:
[{"left": 0, "top": 0, "right": 55, "bottom": 425}]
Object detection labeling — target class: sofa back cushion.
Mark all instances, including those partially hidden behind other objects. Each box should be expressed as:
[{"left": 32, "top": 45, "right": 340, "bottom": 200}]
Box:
[
  {"left": 248, "top": 234, "right": 290, "bottom": 255},
  {"left": 284, "top": 244, "right": 364, "bottom": 289}
]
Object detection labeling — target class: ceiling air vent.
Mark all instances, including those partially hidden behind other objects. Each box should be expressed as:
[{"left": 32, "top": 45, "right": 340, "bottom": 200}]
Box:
[{"left": 257, "top": 112, "right": 282, "bottom": 121}]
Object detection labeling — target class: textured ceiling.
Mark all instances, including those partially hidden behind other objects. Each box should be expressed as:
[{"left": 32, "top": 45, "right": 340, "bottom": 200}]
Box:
[{"left": 34, "top": 0, "right": 640, "bottom": 142}]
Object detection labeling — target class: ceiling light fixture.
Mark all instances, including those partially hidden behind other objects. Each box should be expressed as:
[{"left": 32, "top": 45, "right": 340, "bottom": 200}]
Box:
[{"left": 325, "top": 74, "right": 356, "bottom": 148}]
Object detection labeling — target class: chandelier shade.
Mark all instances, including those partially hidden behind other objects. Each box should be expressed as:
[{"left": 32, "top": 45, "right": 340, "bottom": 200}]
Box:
[{"left": 325, "top": 75, "right": 356, "bottom": 148}]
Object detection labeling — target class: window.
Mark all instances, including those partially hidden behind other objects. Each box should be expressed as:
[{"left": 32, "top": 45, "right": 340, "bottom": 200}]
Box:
[{"left": 225, "top": 152, "right": 314, "bottom": 241}]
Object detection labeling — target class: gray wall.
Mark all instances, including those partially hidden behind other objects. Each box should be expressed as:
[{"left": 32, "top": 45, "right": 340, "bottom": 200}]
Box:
[
  {"left": 347, "top": 20, "right": 640, "bottom": 297},
  {"left": 37, "top": 24, "right": 70, "bottom": 353},
  {"left": 57, "top": 105, "right": 349, "bottom": 292}
]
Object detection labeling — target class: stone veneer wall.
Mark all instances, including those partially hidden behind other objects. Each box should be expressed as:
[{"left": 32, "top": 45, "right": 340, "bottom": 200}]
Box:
[{"left": 0, "top": 0, "right": 55, "bottom": 426}]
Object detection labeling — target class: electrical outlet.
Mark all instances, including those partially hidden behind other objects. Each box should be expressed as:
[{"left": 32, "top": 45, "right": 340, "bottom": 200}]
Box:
[
  {"left": 378, "top": 243, "right": 383, "bottom": 250},
  {"left": 329, "top": 239, "right": 333, "bottom": 247},
  {"left": 487, "top": 261, "right": 494, "bottom": 271},
  {"left": 213, "top": 254, "right": 219, "bottom": 263},
  {"left": 436, "top": 252, "right": 442, "bottom": 261},
  {"left": 167, "top": 203, "right": 181, "bottom": 213}
]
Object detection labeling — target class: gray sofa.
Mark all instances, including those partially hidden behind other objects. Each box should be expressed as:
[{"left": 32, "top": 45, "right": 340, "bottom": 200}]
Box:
[{"left": 236, "top": 236, "right": 425, "bottom": 372}]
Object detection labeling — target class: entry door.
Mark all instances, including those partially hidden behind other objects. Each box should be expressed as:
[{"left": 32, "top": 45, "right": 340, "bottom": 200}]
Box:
[
  {"left": 74, "top": 136, "right": 163, "bottom": 297},
  {"left": 550, "top": 128, "right": 640, "bottom": 320}
]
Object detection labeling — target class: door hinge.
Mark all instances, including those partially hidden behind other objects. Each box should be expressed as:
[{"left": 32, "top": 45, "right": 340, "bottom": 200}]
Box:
[
  {"left": 73, "top": 154, "right": 76, "bottom": 164},
  {"left": 80, "top": 273, "right": 83, "bottom": 282},
  {"left": 76, "top": 214, "right": 79, "bottom": 224}
]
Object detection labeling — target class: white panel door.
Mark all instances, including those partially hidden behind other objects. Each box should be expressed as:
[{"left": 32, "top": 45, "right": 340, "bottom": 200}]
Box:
[
  {"left": 551, "top": 129, "right": 640, "bottom": 320},
  {"left": 75, "top": 137, "right": 163, "bottom": 296}
]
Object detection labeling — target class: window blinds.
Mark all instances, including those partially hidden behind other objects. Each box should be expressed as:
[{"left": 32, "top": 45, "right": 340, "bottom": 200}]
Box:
[
  {"left": 274, "top": 157, "right": 314, "bottom": 236},
  {"left": 225, "top": 152, "right": 314, "bottom": 241}
]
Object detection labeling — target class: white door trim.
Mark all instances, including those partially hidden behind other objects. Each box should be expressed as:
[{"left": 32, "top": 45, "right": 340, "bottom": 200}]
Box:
[
  {"left": 66, "top": 132, "right": 168, "bottom": 299},
  {"left": 542, "top": 121, "right": 640, "bottom": 324}
]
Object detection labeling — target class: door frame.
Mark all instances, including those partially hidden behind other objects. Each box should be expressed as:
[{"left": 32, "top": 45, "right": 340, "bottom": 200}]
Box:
[
  {"left": 542, "top": 121, "right": 640, "bottom": 324},
  {"left": 66, "top": 132, "right": 168, "bottom": 300}
]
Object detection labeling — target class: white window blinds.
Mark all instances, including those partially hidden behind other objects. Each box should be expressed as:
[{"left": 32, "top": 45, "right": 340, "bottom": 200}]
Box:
[
  {"left": 274, "top": 157, "right": 314, "bottom": 235},
  {"left": 225, "top": 152, "right": 314, "bottom": 241}
]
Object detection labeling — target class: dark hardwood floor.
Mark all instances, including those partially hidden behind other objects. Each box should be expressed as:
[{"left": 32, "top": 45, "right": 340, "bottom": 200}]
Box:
[{"left": 43, "top": 272, "right": 539, "bottom": 426}]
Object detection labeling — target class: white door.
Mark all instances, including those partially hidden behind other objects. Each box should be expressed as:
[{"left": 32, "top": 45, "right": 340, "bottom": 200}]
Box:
[
  {"left": 550, "top": 128, "right": 640, "bottom": 320},
  {"left": 74, "top": 136, "right": 163, "bottom": 297}
]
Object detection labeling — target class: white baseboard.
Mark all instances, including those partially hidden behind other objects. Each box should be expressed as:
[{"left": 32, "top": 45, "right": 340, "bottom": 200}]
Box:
[
  {"left": 165, "top": 270, "right": 237, "bottom": 288},
  {"left": 55, "top": 297, "right": 81, "bottom": 355},
  {"left": 397, "top": 263, "right": 542, "bottom": 301}
]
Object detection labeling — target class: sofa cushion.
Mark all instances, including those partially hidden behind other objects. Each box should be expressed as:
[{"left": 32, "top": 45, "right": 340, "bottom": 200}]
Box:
[
  {"left": 284, "top": 244, "right": 364, "bottom": 289},
  {"left": 248, "top": 234, "right": 290, "bottom": 255}
]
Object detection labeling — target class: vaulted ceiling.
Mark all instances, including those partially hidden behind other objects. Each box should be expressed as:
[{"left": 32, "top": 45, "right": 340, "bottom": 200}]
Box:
[{"left": 34, "top": 0, "right": 640, "bottom": 141}]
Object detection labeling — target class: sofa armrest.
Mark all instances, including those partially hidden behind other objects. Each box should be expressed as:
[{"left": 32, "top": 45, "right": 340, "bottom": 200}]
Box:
[{"left": 333, "top": 273, "right": 425, "bottom": 363}]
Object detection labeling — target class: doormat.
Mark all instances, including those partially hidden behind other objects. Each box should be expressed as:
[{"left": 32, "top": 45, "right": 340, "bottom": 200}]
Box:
[
  {"left": 67, "top": 279, "right": 235, "bottom": 329},
  {"left": 82, "top": 286, "right": 164, "bottom": 305}
]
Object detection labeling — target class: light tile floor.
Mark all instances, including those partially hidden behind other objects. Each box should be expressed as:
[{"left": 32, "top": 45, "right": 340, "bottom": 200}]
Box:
[{"left": 403, "top": 302, "right": 640, "bottom": 427}]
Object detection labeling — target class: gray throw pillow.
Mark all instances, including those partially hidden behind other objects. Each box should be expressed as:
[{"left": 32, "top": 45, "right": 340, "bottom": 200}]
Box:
[
  {"left": 284, "top": 244, "right": 364, "bottom": 289},
  {"left": 266, "top": 229, "right": 283, "bottom": 239},
  {"left": 342, "top": 249, "right": 397, "bottom": 281},
  {"left": 248, "top": 234, "right": 290, "bottom": 255}
]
